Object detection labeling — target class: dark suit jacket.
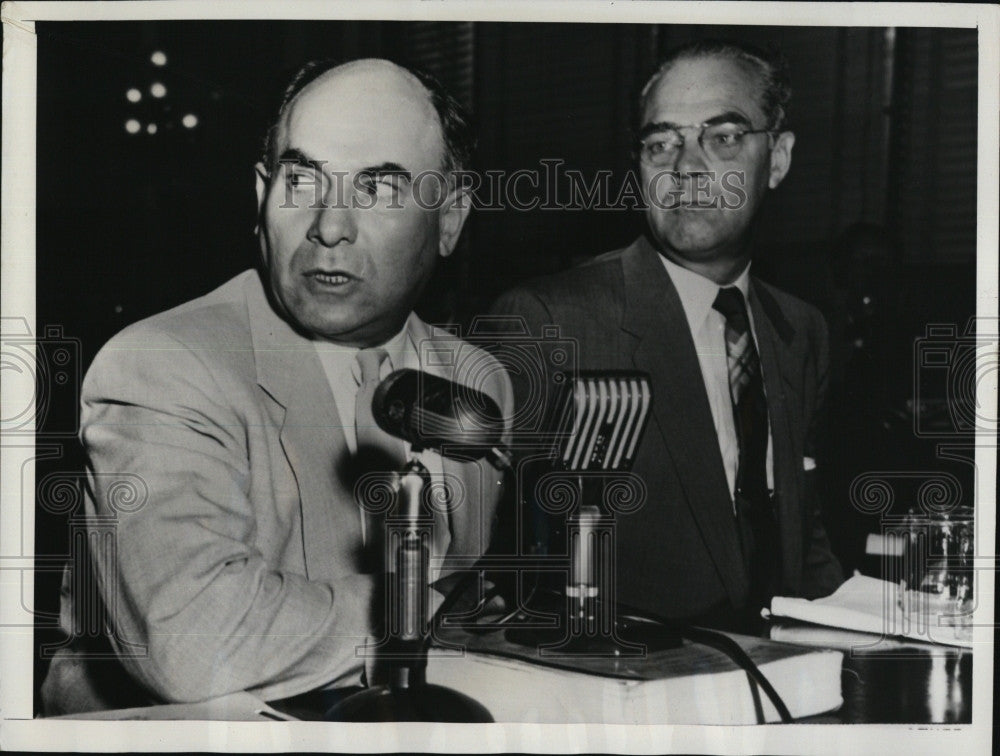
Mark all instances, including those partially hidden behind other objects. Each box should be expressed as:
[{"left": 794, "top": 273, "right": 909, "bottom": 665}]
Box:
[{"left": 489, "top": 235, "right": 843, "bottom": 621}]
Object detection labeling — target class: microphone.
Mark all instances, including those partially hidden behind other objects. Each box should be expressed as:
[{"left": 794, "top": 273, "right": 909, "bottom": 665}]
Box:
[
  {"left": 506, "top": 371, "right": 668, "bottom": 655},
  {"left": 327, "top": 367, "right": 498, "bottom": 722},
  {"left": 372, "top": 368, "right": 511, "bottom": 470},
  {"left": 550, "top": 371, "right": 652, "bottom": 472}
]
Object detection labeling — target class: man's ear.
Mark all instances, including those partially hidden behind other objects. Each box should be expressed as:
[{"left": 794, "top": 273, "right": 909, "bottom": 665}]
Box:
[
  {"left": 254, "top": 162, "right": 269, "bottom": 233},
  {"left": 768, "top": 131, "right": 795, "bottom": 189},
  {"left": 437, "top": 183, "right": 472, "bottom": 259}
]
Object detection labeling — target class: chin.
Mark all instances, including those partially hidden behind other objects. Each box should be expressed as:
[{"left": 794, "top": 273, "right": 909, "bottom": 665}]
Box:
[
  {"left": 660, "top": 234, "right": 726, "bottom": 260},
  {"left": 309, "top": 318, "right": 362, "bottom": 341},
  {"left": 282, "top": 305, "right": 348, "bottom": 340},
  {"left": 657, "top": 221, "right": 743, "bottom": 260}
]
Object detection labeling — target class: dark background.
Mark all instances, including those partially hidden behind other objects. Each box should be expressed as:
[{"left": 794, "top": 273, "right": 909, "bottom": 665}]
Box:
[{"left": 31, "top": 21, "right": 979, "bottom": 710}]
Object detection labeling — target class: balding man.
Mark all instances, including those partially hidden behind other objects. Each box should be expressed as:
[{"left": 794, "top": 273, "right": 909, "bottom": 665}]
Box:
[
  {"left": 490, "top": 40, "right": 842, "bottom": 633},
  {"left": 42, "top": 59, "right": 512, "bottom": 714}
]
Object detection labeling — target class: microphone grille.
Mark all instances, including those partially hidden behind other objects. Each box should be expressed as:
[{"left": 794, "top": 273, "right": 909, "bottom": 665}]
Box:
[{"left": 551, "top": 372, "right": 652, "bottom": 472}]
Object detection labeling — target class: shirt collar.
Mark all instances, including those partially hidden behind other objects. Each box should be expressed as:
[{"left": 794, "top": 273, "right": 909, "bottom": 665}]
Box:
[
  {"left": 313, "top": 320, "right": 415, "bottom": 384},
  {"left": 377, "top": 320, "right": 415, "bottom": 373},
  {"left": 659, "top": 254, "right": 752, "bottom": 332}
]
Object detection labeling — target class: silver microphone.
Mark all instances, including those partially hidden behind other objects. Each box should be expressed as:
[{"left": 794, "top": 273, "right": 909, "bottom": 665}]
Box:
[{"left": 550, "top": 372, "right": 652, "bottom": 472}]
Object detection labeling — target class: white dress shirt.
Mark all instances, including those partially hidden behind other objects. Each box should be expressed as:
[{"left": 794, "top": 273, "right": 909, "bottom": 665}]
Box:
[
  {"left": 659, "top": 256, "right": 774, "bottom": 504},
  {"left": 312, "top": 315, "right": 448, "bottom": 558}
]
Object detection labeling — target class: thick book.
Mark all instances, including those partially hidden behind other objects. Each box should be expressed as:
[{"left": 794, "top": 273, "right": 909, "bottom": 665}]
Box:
[
  {"left": 768, "top": 622, "right": 934, "bottom": 650},
  {"left": 425, "top": 626, "right": 843, "bottom": 724},
  {"left": 766, "top": 575, "right": 972, "bottom": 649}
]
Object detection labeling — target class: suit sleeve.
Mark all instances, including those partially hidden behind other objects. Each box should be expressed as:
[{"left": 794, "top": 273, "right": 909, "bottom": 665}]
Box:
[
  {"left": 80, "top": 328, "right": 375, "bottom": 703},
  {"left": 800, "top": 311, "right": 846, "bottom": 599},
  {"left": 483, "top": 288, "right": 563, "bottom": 558},
  {"left": 486, "top": 287, "right": 559, "bottom": 433}
]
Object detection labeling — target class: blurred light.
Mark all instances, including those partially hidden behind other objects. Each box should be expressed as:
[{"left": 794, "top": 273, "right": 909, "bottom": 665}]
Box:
[
  {"left": 125, "top": 119, "right": 141, "bottom": 134},
  {"left": 146, "top": 123, "right": 158, "bottom": 135},
  {"left": 150, "top": 82, "right": 167, "bottom": 98},
  {"left": 181, "top": 113, "right": 199, "bottom": 129},
  {"left": 126, "top": 88, "right": 142, "bottom": 103},
  {"left": 151, "top": 50, "right": 167, "bottom": 66}
]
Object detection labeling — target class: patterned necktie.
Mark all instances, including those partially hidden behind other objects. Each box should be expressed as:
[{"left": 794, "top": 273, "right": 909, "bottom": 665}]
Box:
[{"left": 712, "top": 286, "right": 780, "bottom": 610}]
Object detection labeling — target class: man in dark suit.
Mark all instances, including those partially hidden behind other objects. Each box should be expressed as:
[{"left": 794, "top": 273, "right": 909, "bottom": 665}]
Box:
[{"left": 490, "top": 40, "right": 843, "bottom": 631}]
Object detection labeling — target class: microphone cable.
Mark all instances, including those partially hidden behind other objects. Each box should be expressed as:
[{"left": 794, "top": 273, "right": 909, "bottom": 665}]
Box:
[
  {"left": 428, "top": 573, "right": 793, "bottom": 724},
  {"left": 615, "top": 606, "right": 794, "bottom": 724},
  {"left": 425, "top": 568, "right": 504, "bottom": 651}
]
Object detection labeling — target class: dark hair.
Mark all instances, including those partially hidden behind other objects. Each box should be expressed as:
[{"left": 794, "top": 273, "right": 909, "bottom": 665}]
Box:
[
  {"left": 639, "top": 39, "right": 792, "bottom": 131},
  {"left": 261, "top": 58, "right": 475, "bottom": 176}
]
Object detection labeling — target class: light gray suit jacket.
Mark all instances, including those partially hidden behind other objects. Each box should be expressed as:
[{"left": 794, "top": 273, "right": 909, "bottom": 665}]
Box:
[{"left": 42, "top": 269, "right": 512, "bottom": 713}]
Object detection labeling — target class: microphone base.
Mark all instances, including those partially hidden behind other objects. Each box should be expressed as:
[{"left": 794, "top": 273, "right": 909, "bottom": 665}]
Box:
[{"left": 324, "top": 683, "right": 493, "bottom": 723}]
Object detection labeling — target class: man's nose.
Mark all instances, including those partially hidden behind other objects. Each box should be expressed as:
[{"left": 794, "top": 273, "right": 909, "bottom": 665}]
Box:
[
  {"left": 307, "top": 187, "right": 358, "bottom": 247},
  {"left": 672, "top": 134, "right": 710, "bottom": 174}
]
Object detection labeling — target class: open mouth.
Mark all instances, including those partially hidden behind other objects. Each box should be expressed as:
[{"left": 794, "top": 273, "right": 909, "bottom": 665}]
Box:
[{"left": 307, "top": 270, "right": 356, "bottom": 286}]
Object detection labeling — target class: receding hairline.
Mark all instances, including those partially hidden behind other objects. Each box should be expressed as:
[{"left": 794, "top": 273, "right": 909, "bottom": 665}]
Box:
[
  {"left": 271, "top": 58, "right": 446, "bottom": 169},
  {"left": 640, "top": 50, "right": 768, "bottom": 118},
  {"left": 295, "top": 58, "right": 430, "bottom": 100}
]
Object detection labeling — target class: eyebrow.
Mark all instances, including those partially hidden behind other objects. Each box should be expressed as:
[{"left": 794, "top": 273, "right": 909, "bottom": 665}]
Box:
[
  {"left": 276, "top": 150, "right": 411, "bottom": 181},
  {"left": 276, "top": 147, "right": 324, "bottom": 170},
  {"left": 356, "top": 162, "right": 412, "bottom": 182},
  {"left": 638, "top": 111, "right": 754, "bottom": 140}
]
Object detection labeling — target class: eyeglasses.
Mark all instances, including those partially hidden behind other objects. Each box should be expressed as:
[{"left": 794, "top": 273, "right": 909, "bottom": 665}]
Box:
[{"left": 637, "top": 123, "right": 776, "bottom": 166}]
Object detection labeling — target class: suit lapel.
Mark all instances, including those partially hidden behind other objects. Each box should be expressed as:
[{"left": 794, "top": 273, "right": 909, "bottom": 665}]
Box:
[
  {"left": 244, "top": 272, "right": 362, "bottom": 582},
  {"left": 749, "top": 281, "right": 803, "bottom": 593},
  {"left": 620, "top": 237, "right": 748, "bottom": 600}
]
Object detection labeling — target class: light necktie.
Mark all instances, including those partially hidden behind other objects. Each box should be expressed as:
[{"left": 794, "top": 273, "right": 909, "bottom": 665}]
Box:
[
  {"left": 354, "top": 348, "right": 452, "bottom": 567},
  {"left": 712, "top": 286, "right": 780, "bottom": 609},
  {"left": 354, "top": 348, "right": 407, "bottom": 567}
]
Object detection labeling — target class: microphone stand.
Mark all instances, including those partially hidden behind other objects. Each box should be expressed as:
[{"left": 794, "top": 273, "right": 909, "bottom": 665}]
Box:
[
  {"left": 507, "top": 481, "right": 681, "bottom": 655},
  {"left": 325, "top": 457, "right": 492, "bottom": 722}
]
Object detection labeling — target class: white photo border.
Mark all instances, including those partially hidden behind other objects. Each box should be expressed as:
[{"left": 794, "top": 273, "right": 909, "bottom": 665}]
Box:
[{"left": 2, "top": 1, "right": 997, "bottom": 753}]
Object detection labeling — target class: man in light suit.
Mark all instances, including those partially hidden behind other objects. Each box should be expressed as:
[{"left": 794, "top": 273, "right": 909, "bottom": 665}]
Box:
[
  {"left": 490, "top": 40, "right": 842, "bottom": 632},
  {"left": 42, "top": 59, "right": 511, "bottom": 714}
]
